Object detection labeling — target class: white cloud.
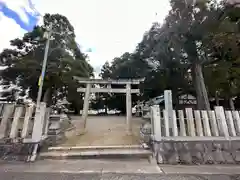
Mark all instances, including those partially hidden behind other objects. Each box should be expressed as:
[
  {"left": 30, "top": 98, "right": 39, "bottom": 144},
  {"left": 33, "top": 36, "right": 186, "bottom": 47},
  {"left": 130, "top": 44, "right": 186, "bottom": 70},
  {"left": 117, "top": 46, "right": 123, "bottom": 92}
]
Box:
[
  {"left": 0, "top": 0, "right": 39, "bottom": 24},
  {"left": 0, "top": 0, "right": 39, "bottom": 50},
  {"left": 33, "top": 0, "right": 170, "bottom": 72},
  {"left": 0, "top": 11, "right": 26, "bottom": 50},
  {"left": 1, "top": 0, "right": 170, "bottom": 73},
  {"left": 0, "top": 0, "right": 30, "bottom": 24}
]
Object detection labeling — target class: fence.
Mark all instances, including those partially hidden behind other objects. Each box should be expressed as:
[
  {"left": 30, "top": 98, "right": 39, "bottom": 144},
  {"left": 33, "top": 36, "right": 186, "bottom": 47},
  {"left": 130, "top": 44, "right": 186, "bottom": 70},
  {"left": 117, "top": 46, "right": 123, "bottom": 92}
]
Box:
[
  {"left": 151, "top": 105, "right": 240, "bottom": 164},
  {"left": 0, "top": 102, "right": 50, "bottom": 161}
]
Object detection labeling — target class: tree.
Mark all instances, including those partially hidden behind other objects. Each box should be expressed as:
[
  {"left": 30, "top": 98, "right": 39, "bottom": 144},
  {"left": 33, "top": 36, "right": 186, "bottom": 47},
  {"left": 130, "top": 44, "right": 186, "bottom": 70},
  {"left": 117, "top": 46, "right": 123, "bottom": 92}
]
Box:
[
  {"left": 160, "top": 0, "right": 220, "bottom": 110},
  {"left": 0, "top": 14, "right": 93, "bottom": 110},
  {"left": 134, "top": 22, "right": 191, "bottom": 103},
  {"left": 98, "top": 0, "right": 240, "bottom": 111},
  {"left": 226, "top": 0, "right": 240, "bottom": 22},
  {"left": 99, "top": 61, "right": 112, "bottom": 79},
  {"left": 203, "top": 14, "right": 240, "bottom": 109},
  {"left": 99, "top": 53, "right": 147, "bottom": 112},
  {"left": 99, "top": 23, "right": 191, "bottom": 111}
]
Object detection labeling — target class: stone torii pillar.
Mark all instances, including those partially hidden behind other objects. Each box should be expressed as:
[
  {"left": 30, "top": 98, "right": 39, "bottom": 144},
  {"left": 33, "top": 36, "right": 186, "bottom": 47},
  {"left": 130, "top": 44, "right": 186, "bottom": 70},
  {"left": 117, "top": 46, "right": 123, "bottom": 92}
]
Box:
[
  {"left": 82, "top": 83, "right": 91, "bottom": 129},
  {"left": 126, "top": 83, "right": 132, "bottom": 134}
]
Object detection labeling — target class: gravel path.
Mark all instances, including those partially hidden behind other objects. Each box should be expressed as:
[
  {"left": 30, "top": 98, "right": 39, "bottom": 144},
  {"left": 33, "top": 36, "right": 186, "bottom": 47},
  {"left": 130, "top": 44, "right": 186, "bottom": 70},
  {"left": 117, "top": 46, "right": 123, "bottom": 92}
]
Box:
[{"left": 62, "top": 116, "right": 145, "bottom": 146}]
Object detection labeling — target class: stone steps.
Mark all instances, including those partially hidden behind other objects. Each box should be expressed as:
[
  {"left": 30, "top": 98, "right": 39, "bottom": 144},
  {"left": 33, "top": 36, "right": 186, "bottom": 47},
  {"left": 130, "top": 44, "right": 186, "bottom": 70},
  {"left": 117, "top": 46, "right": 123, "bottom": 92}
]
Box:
[
  {"left": 39, "top": 144, "right": 152, "bottom": 161},
  {"left": 48, "top": 144, "right": 148, "bottom": 151}
]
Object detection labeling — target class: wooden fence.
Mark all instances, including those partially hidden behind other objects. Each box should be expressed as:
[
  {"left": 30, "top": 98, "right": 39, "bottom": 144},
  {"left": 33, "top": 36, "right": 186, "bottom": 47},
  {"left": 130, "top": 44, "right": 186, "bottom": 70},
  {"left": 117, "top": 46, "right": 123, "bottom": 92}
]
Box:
[
  {"left": 151, "top": 105, "right": 240, "bottom": 164},
  {"left": 0, "top": 103, "right": 50, "bottom": 161}
]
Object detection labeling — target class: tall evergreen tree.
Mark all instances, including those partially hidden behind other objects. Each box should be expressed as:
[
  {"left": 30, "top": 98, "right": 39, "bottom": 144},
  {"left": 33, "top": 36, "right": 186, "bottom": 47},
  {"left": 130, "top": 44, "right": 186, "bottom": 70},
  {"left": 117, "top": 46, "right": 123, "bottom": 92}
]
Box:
[{"left": 0, "top": 13, "right": 93, "bottom": 110}]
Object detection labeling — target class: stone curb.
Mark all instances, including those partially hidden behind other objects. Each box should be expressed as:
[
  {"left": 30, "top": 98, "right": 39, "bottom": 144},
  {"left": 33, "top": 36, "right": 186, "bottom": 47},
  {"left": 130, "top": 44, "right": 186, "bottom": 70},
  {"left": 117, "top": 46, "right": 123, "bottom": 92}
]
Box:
[
  {"left": 48, "top": 145, "right": 147, "bottom": 151},
  {"left": 159, "top": 165, "right": 240, "bottom": 175}
]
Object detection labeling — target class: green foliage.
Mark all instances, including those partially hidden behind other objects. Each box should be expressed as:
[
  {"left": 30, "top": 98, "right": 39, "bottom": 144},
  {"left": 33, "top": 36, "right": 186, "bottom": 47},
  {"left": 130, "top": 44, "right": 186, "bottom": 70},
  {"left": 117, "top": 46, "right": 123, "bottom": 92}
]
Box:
[
  {"left": 0, "top": 13, "right": 93, "bottom": 109},
  {"left": 99, "top": 0, "right": 240, "bottom": 111}
]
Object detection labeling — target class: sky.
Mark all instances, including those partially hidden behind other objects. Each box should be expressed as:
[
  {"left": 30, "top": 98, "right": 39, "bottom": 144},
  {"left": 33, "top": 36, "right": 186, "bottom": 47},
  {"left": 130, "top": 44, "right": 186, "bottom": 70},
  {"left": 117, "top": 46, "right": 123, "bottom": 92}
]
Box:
[{"left": 0, "top": 0, "right": 170, "bottom": 74}]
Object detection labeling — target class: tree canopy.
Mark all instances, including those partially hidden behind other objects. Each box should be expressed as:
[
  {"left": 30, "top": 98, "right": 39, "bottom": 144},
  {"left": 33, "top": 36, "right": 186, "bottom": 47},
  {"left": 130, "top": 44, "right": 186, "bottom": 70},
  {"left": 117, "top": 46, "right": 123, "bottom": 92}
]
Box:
[
  {"left": 0, "top": 13, "right": 93, "bottom": 113},
  {"left": 99, "top": 0, "right": 240, "bottom": 111},
  {"left": 1, "top": 1, "right": 240, "bottom": 113}
]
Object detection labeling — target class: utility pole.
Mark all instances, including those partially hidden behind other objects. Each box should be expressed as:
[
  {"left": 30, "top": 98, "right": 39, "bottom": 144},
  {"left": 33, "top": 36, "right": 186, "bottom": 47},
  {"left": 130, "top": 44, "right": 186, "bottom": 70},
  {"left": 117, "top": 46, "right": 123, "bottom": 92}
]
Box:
[
  {"left": 36, "top": 23, "right": 52, "bottom": 109},
  {"left": 30, "top": 23, "right": 52, "bottom": 162},
  {"left": 31, "top": 23, "right": 73, "bottom": 161}
]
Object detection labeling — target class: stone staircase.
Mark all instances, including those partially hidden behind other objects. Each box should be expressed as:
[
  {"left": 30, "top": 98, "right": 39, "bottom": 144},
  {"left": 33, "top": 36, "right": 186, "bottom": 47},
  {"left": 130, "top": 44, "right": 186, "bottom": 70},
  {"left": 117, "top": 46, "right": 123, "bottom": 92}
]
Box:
[{"left": 39, "top": 144, "right": 153, "bottom": 161}]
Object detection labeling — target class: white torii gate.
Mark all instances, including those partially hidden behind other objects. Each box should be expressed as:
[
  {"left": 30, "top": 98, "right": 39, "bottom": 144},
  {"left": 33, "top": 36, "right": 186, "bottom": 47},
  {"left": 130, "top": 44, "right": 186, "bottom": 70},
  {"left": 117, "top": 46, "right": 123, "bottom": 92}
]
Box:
[{"left": 74, "top": 77, "right": 144, "bottom": 134}]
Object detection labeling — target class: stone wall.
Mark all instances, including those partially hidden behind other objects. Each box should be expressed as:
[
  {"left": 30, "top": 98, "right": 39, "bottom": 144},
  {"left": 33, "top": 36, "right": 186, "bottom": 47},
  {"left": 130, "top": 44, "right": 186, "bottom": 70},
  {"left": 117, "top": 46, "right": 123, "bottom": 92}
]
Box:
[
  {"left": 0, "top": 140, "right": 36, "bottom": 161},
  {"left": 153, "top": 141, "right": 240, "bottom": 165},
  {"left": 150, "top": 105, "right": 240, "bottom": 165}
]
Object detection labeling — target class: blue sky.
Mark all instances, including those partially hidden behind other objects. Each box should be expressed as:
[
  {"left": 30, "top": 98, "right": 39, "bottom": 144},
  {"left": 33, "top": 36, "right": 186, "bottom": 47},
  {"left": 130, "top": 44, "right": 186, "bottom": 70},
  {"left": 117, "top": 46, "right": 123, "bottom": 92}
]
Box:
[
  {"left": 0, "top": 0, "right": 39, "bottom": 31},
  {"left": 0, "top": 0, "right": 170, "bottom": 74}
]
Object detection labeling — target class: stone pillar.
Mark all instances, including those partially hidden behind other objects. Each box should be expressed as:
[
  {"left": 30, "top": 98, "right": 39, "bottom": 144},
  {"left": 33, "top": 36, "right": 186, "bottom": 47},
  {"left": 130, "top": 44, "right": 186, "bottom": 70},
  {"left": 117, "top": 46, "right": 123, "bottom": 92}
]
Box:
[
  {"left": 21, "top": 105, "right": 34, "bottom": 138},
  {"left": 10, "top": 106, "right": 23, "bottom": 138},
  {"left": 43, "top": 108, "right": 51, "bottom": 136},
  {"left": 164, "top": 90, "right": 173, "bottom": 135},
  {"left": 32, "top": 102, "right": 46, "bottom": 142},
  {"left": 0, "top": 104, "right": 15, "bottom": 139},
  {"left": 82, "top": 83, "right": 91, "bottom": 129},
  {"left": 126, "top": 83, "right": 132, "bottom": 134}
]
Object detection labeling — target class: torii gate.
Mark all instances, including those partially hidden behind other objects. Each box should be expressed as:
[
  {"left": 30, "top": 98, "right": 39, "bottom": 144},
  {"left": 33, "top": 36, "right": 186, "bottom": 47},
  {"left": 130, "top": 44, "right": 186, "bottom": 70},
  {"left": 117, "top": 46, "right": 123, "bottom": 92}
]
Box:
[{"left": 74, "top": 77, "right": 144, "bottom": 134}]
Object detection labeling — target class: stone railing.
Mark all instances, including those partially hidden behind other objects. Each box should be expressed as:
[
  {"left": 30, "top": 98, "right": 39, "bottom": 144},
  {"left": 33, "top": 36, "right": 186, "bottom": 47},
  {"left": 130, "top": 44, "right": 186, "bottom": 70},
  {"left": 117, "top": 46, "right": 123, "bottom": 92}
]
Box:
[
  {"left": 0, "top": 103, "right": 50, "bottom": 161},
  {"left": 150, "top": 105, "right": 240, "bottom": 164}
]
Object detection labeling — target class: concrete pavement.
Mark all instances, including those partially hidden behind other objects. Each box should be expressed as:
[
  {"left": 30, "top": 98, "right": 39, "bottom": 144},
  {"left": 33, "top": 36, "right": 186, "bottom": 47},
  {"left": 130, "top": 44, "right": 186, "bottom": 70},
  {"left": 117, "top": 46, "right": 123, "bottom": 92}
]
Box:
[
  {"left": 0, "top": 172, "right": 239, "bottom": 180},
  {"left": 1, "top": 159, "right": 240, "bottom": 179},
  {"left": 0, "top": 159, "right": 161, "bottom": 174},
  {"left": 160, "top": 165, "right": 240, "bottom": 174}
]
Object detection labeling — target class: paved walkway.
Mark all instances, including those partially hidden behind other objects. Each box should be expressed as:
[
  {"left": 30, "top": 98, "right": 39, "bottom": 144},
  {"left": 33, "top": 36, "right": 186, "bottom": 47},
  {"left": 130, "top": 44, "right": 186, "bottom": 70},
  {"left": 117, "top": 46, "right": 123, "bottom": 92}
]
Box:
[
  {"left": 1, "top": 160, "right": 240, "bottom": 179},
  {"left": 1, "top": 160, "right": 240, "bottom": 175},
  {"left": 0, "top": 159, "right": 161, "bottom": 174},
  {"left": 0, "top": 172, "right": 238, "bottom": 180}
]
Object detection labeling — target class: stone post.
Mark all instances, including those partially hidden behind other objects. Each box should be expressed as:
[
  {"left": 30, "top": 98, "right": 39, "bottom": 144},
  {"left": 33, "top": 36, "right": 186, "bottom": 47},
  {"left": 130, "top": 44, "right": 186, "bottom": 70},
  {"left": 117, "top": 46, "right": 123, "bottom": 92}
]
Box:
[
  {"left": 30, "top": 103, "right": 47, "bottom": 162},
  {"left": 43, "top": 107, "right": 51, "bottom": 136},
  {"left": 164, "top": 90, "right": 173, "bottom": 135},
  {"left": 10, "top": 106, "right": 23, "bottom": 138},
  {"left": 0, "top": 104, "right": 14, "bottom": 139},
  {"left": 32, "top": 102, "right": 47, "bottom": 142},
  {"left": 21, "top": 105, "right": 34, "bottom": 138},
  {"left": 126, "top": 83, "right": 132, "bottom": 134},
  {"left": 82, "top": 83, "right": 91, "bottom": 129}
]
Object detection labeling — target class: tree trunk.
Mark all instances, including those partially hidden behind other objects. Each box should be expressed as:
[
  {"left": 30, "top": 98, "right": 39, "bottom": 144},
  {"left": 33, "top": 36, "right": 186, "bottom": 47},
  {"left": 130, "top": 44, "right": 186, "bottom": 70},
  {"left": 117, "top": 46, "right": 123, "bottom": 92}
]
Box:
[
  {"left": 192, "top": 65, "right": 204, "bottom": 109},
  {"left": 192, "top": 63, "right": 210, "bottom": 110},
  {"left": 229, "top": 97, "right": 235, "bottom": 110},
  {"left": 43, "top": 88, "right": 52, "bottom": 106},
  {"left": 215, "top": 91, "right": 220, "bottom": 106},
  {"left": 74, "top": 107, "right": 79, "bottom": 115},
  {"left": 104, "top": 105, "right": 108, "bottom": 114},
  {"left": 172, "top": 87, "right": 179, "bottom": 109},
  {"left": 197, "top": 64, "right": 211, "bottom": 110}
]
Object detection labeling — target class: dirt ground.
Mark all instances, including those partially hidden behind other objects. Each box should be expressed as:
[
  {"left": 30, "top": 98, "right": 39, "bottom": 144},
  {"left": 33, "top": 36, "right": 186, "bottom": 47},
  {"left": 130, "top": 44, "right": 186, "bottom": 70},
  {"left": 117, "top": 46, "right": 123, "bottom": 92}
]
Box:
[{"left": 61, "top": 116, "right": 145, "bottom": 146}]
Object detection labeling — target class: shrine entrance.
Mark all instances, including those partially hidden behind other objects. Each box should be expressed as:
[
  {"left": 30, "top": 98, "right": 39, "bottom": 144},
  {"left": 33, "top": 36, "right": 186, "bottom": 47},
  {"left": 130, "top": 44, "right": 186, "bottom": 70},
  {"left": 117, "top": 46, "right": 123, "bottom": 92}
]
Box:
[
  {"left": 56, "top": 77, "right": 145, "bottom": 146},
  {"left": 75, "top": 77, "right": 144, "bottom": 134},
  {"left": 39, "top": 79, "right": 151, "bottom": 159}
]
